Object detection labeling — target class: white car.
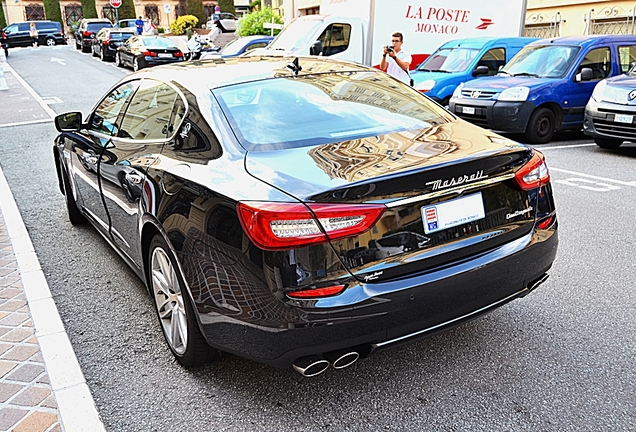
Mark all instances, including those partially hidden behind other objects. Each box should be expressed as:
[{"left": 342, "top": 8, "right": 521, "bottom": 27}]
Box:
[{"left": 206, "top": 13, "right": 237, "bottom": 32}]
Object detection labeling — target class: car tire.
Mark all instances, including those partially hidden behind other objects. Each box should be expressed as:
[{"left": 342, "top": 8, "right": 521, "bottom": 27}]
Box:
[
  {"left": 115, "top": 52, "right": 122, "bottom": 67},
  {"left": 594, "top": 137, "right": 623, "bottom": 149},
  {"left": 440, "top": 96, "right": 451, "bottom": 110},
  {"left": 81, "top": 43, "right": 90, "bottom": 53},
  {"left": 133, "top": 57, "right": 144, "bottom": 72},
  {"left": 148, "top": 234, "right": 220, "bottom": 367},
  {"left": 524, "top": 107, "right": 556, "bottom": 144},
  {"left": 100, "top": 48, "right": 106, "bottom": 62},
  {"left": 45, "top": 37, "right": 56, "bottom": 47},
  {"left": 60, "top": 169, "right": 85, "bottom": 225},
  {"left": 75, "top": 38, "right": 81, "bottom": 50},
  {"left": 91, "top": 46, "right": 97, "bottom": 57}
]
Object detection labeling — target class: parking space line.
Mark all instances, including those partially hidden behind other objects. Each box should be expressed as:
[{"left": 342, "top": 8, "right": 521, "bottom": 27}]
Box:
[
  {"left": 3, "top": 63, "right": 57, "bottom": 119},
  {"left": 539, "top": 143, "right": 597, "bottom": 150},
  {"left": 550, "top": 167, "right": 636, "bottom": 187}
]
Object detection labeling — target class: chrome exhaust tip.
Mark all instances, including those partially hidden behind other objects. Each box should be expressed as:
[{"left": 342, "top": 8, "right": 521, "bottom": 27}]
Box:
[
  {"left": 324, "top": 349, "right": 360, "bottom": 370},
  {"left": 292, "top": 356, "right": 330, "bottom": 377},
  {"left": 521, "top": 273, "right": 549, "bottom": 297}
]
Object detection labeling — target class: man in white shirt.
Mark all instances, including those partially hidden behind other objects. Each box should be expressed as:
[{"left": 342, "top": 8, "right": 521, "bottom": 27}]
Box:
[{"left": 380, "top": 32, "right": 412, "bottom": 85}]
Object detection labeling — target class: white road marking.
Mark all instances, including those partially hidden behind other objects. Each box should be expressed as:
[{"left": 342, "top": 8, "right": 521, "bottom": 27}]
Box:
[
  {"left": 550, "top": 167, "right": 636, "bottom": 187},
  {"left": 555, "top": 178, "right": 622, "bottom": 192},
  {"left": 540, "top": 143, "right": 597, "bottom": 150},
  {"left": 50, "top": 57, "right": 66, "bottom": 65}
]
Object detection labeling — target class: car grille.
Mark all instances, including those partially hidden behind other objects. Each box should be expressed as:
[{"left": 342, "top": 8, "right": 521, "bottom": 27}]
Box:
[
  {"left": 460, "top": 89, "right": 497, "bottom": 99},
  {"left": 593, "top": 111, "right": 636, "bottom": 140}
]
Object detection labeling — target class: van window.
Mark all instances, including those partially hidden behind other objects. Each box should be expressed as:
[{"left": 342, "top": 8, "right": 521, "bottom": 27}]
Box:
[
  {"left": 3, "top": 24, "right": 18, "bottom": 34},
  {"left": 18, "top": 23, "right": 29, "bottom": 32},
  {"left": 317, "top": 23, "right": 351, "bottom": 56},
  {"left": 618, "top": 45, "right": 636, "bottom": 73},
  {"left": 37, "top": 22, "right": 58, "bottom": 31},
  {"left": 577, "top": 47, "right": 611, "bottom": 79},
  {"left": 503, "top": 45, "right": 579, "bottom": 78},
  {"left": 477, "top": 48, "right": 505, "bottom": 76}
]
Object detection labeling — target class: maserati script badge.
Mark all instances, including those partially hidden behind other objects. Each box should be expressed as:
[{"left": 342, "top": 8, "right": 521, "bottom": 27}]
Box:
[{"left": 426, "top": 170, "right": 489, "bottom": 191}]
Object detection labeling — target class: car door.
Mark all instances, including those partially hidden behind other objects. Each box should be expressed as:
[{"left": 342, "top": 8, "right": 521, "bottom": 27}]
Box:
[
  {"left": 121, "top": 37, "right": 136, "bottom": 65},
  {"left": 99, "top": 78, "right": 182, "bottom": 265},
  {"left": 64, "top": 80, "right": 139, "bottom": 234},
  {"left": 563, "top": 46, "right": 612, "bottom": 127}
]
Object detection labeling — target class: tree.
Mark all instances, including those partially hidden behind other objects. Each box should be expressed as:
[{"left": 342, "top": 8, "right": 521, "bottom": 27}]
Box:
[
  {"left": 118, "top": 0, "right": 136, "bottom": 20},
  {"left": 236, "top": 7, "right": 283, "bottom": 37},
  {"left": 43, "top": 0, "right": 63, "bottom": 26},
  {"left": 187, "top": 0, "right": 206, "bottom": 29},
  {"left": 0, "top": 2, "right": 7, "bottom": 28},
  {"left": 218, "top": 0, "right": 236, "bottom": 14},
  {"left": 81, "top": 0, "right": 98, "bottom": 19}
]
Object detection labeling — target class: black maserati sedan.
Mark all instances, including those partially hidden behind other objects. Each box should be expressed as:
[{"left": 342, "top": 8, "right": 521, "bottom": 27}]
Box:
[{"left": 53, "top": 56, "right": 558, "bottom": 376}]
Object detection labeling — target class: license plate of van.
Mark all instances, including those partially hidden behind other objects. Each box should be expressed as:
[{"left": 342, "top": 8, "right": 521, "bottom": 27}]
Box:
[
  {"left": 462, "top": 106, "right": 475, "bottom": 115},
  {"left": 421, "top": 193, "right": 485, "bottom": 234}
]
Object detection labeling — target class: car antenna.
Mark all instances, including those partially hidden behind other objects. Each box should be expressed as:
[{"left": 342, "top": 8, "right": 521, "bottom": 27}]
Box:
[{"left": 286, "top": 57, "right": 302, "bottom": 75}]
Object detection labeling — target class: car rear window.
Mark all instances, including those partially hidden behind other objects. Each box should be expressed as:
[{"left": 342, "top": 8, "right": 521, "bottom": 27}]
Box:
[
  {"left": 213, "top": 70, "right": 452, "bottom": 151},
  {"left": 142, "top": 37, "right": 177, "bottom": 49},
  {"left": 111, "top": 32, "right": 134, "bottom": 40},
  {"left": 87, "top": 23, "right": 112, "bottom": 32}
]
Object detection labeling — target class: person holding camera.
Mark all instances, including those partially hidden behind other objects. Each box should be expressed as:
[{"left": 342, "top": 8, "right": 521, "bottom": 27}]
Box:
[{"left": 380, "top": 32, "right": 412, "bottom": 85}]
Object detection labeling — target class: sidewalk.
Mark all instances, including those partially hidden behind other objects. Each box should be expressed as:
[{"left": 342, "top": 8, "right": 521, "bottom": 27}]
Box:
[{"left": 0, "top": 55, "right": 105, "bottom": 432}]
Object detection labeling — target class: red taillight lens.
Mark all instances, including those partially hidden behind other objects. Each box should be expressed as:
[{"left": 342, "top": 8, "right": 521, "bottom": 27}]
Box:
[
  {"left": 142, "top": 50, "right": 157, "bottom": 57},
  {"left": 537, "top": 215, "right": 555, "bottom": 229},
  {"left": 514, "top": 150, "right": 550, "bottom": 191},
  {"left": 174, "top": 51, "right": 184, "bottom": 57},
  {"left": 83, "top": 31, "right": 92, "bottom": 37},
  {"left": 103, "top": 38, "right": 110, "bottom": 45},
  {"left": 237, "top": 202, "right": 386, "bottom": 250},
  {"left": 287, "top": 285, "right": 346, "bottom": 299}
]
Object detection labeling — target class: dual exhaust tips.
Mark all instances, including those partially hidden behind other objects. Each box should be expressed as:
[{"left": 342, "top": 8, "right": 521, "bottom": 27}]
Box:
[{"left": 293, "top": 348, "right": 360, "bottom": 377}]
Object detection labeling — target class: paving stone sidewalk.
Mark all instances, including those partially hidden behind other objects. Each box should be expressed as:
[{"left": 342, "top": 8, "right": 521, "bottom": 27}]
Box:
[{"left": 0, "top": 211, "right": 62, "bottom": 432}]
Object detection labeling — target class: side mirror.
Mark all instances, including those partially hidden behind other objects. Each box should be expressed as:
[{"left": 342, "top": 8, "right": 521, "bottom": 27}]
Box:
[
  {"left": 309, "top": 41, "right": 323, "bottom": 56},
  {"left": 55, "top": 112, "right": 82, "bottom": 132},
  {"left": 575, "top": 67, "right": 593, "bottom": 82},
  {"left": 473, "top": 65, "right": 489, "bottom": 76}
]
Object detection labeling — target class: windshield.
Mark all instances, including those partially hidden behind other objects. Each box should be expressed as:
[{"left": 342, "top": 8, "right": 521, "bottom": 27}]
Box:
[
  {"left": 213, "top": 71, "right": 452, "bottom": 151},
  {"left": 501, "top": 45, "right": 580, "bottom": 78},
  {"left": 417, "top": 47, "right": 480, "bottom": 73},
  {"left": 222, "top": 38, "right": 250, "bottom": 56},
  {"left": 267, "top": 18, "right": 323, "bottom": 51}
]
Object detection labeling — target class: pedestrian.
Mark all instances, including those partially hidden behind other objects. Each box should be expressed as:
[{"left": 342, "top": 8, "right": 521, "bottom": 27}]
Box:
[
  {"left": 215, "top": 5, "right": 220, "bottom": 13},
  {"left": 135, "top": 16, "right": 144, "bottom": 36},
  {"left": 29, "top": 22, "right": 38, "bottom": 48},
  {"left": 380, "top": 32, "right": 412, "bottom": 86},
  {"left": 143, "top": 19, "right": 156, "bottom": 36}
]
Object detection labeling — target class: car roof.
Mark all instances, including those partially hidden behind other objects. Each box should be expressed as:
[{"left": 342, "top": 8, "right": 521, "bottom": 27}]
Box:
[
  {"left": 107, "top": 27, "right": 136, "bottom": 33},
  {"left": 133, "top": 56, "right": 372, "bottom": 93},
  {"left": 440, "top": 36, "right": 538, "bottom": 49},
  {"left": 529, "top": 34, "right": 636, "bottom": 48}
]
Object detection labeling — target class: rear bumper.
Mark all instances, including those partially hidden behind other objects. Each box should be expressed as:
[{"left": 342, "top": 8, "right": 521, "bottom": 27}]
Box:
[{"left": 196, "top": 222, "right": 558, "bottom": 369}]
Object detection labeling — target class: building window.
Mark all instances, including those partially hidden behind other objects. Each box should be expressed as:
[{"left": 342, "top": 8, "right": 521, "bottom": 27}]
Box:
[
  {"left": 103, "top": 6, "right": 116, "bottom": 24},
  {"left": 586, "top": 6, "right": 636, "bottom": 35},
  {"left": 524, "top": 12, "right": 562, "bottom": 38},
  {"left": 25, "top": 4, "right": 45, "bottom": 21},
  {"left": 64, "top": 4, "right": 83, "bottom": 27},
  {"left": 145, "top": 5, "right": 160, "bottom": 25}
]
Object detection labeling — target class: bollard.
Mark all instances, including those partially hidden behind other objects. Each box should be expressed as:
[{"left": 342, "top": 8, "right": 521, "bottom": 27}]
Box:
[{"left": 0, "top": 48, "right": 8, "bottom": 91}]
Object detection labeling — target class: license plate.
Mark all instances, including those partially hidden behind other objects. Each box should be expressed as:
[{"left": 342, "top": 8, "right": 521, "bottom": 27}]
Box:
[
  {"left": 614, "top": 114, "right": 633, "bottom": 124},
  {"left": 157, "top": 53, "right": 172, "bottom": 58},
  {"left": 421, "top": 193, "right": 486, "bottom": 234},
  {"left": 462, "top": 106, "right": 475, "bottom": 115}
]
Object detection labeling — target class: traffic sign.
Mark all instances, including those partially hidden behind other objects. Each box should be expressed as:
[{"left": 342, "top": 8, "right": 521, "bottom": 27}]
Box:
[{"left": 110, "top": 0, "right": 122, "bottom": 8}]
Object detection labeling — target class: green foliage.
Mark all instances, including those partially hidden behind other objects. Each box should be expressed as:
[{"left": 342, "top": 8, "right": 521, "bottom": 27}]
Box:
[
  {"left": 236, "top": 7, "right": 283, "bottom": 37},
  {"left": 43, "top": 0, "right": 63, "bottom": 26},
  {"left": 169, "top": 15, "right": 199, "bottom": 35},
  {"left": 249, "top": 0, "right": 260, "bottom": 11},
  {"left": 0, "top": 2, "right": 7, "bottom": 28},
  {"left": 118, "top": 0, "right": 136, "bottom": 20},
  {"left": 157, "top": 27, "right": 165, "bottom": 34},
  {"left": 81, "top": 0, "right": 98, "bottom": 19},
  {"left": 218, "top": 0, "right": 236, "bottom": 14},
  {"left": 187, "top": 0, "right": 206, "bottom": 29}
]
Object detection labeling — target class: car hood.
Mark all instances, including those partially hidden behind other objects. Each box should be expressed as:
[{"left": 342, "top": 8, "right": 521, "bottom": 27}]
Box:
[
  {"left": 604, "top": 74, "right": 636, "bottom": 88},
  {"left": 462, "top": 76, "right": 558, "bottom": 92},
  {"left": 411, "top": 71, "right": 457, "bottom": 85},
  {"left": 244, "top": 120, "right": 526, "bottom": 202}
]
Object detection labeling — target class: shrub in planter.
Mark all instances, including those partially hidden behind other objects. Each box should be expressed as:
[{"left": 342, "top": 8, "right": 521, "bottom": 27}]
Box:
[{"left": 169, "top": 15, "right": 198, "bottom": 35}]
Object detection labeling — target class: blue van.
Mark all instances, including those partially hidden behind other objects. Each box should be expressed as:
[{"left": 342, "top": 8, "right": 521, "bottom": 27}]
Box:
[
  {"left": 411, "top": 37, "right": 538, "bottom": 107},
  {"left": 449, "top": 35, "right": 636, "bottom": 143}
]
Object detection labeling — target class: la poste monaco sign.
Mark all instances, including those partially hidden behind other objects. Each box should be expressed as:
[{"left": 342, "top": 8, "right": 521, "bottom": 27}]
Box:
[{"left": 110, "top": 0, "right": 122, "bottom": 8}]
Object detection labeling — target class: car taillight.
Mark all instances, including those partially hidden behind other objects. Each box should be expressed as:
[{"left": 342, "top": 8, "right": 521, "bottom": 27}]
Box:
[
  {"left": 287, "top": 285, "right": 346, "bottom": 299},
  {"left": 142, "top": 50, "right": 157, "bottom": 57},
  {"left": 513, "top": 150, "right": 550, "bottom": 191},
  {"left": 174, "top": 51, "right": 184, "bottom": 57},
  {"left": 83, "top": 31, "right": 92, "bottom": 37},
  {"left": 237, "top": 202, "right": 386, "bottom": 250},
  {"left": 103, "top": 38, "right": 110, "bottom": 45}
]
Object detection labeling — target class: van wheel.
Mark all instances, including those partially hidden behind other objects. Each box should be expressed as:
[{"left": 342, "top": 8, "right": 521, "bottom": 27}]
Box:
[
  {"left": 594, "top": 137, "right": 623, "bottom": 149},
  {"left": 525, "top": 107, "right": 556, "bottom": 144},
  {"left": 46, "top": 37, "right": 56, "bottom": 47}
]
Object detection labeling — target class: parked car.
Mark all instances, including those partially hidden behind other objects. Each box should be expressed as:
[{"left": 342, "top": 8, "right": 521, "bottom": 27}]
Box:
[
  {"left": 411, "top": 37, "right": 538, "bottom": 108},
  {"left": 117, "top": 19, "right": 137, "bottom": 30},
  {"left": 115, "top": 35, "right": 184, "bottom": 71},
  {"left": 206, "top": 12, "right": 237, "bottom": 32},
  {"left": 583, "top": 64, "right": 636, "bottom": 148},
  {"left": 449, "top": 35, "right": 636, "bottom": 144},
  {"left": 75, "top": 18, "right": 112, "bottom": 53},
  {"left": 1, "top": 20, "right": 67, "bottom": 48},
  {"left": 92, "top": 27, "right": 136, "bottom": 61},
  {"left": 200, "top": 35, "right": 273, "bottom": 59},
  {"left": 52, "top": 56, "right": 558, "bottom": 375}
]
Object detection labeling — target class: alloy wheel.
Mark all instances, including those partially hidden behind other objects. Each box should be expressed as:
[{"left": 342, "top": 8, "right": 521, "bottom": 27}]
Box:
[{"left": 151, "top": 247, "right": 188, "bottom": 355}]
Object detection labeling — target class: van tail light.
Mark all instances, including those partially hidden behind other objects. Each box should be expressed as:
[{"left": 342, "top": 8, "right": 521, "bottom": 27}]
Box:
[
  {"left": 143, "top": 50, "right": 157, "bottom": 57},
  {"left": 237, "top": 202, "right": 386, "bottom": 250},
  {"left": 513, "top": 150, "right": 550, "bottom": 191},
  {"left": 287, "top": 285, "right": 346, "bottom": 299}
]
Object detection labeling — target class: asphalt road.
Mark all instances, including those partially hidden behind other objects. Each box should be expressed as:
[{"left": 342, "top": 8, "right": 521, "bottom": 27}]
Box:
[{"left": 1, "top": 45, "right": 635, "bottom": 431}]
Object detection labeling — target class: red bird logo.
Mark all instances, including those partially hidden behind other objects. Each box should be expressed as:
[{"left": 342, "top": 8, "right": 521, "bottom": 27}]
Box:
[{"left": 476, "top": 18, "right": 494, "bottom": 30}]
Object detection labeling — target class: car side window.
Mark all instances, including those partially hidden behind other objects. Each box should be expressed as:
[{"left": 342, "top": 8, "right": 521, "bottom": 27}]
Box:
[
  {"left": 90, "top": 81, "right": 139, "bottom": 136},
  {"left": 578, "top": 47, "right": 611, "bottom": 79},
  {"left": 317, "top": 23, "right": 351, "bottom": 56},
  {"left": 618, "top": 45, "right": 636, "bottom": 73},
  {"left": 119, "top": 79, "right": 179, "bottom": 140},
  {"left": 477, "top": 48, "right": 505, "bottom": 76},
  {"left": 245, "top": 42, "right": 268, "bottom": 53}
]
